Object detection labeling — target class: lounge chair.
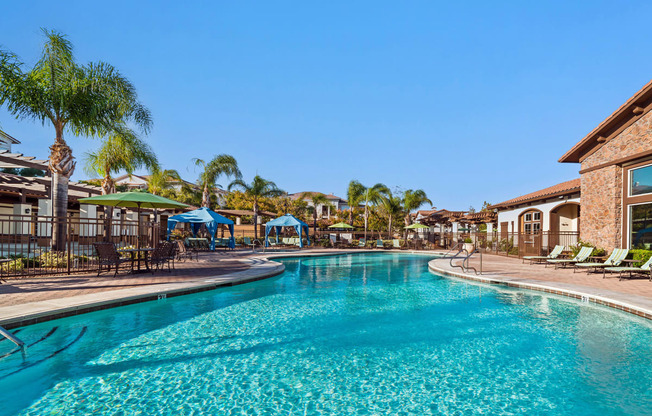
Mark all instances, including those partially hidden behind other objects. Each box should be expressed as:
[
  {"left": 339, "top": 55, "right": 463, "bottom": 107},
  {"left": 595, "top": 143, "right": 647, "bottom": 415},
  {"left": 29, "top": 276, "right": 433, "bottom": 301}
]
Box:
[
  {"left": 547, "top": 246, "right": 594, "bottom": 269},
  {"left": 243, "top": 237, "right": 261, "bottom": 250},
  {"left": 574, "top": 248, "right": 629, "bottom": 273},
  {"left": 392, "top": 239, "right": 401, "bottom": 249},
  {"left": 603, "top": 256, "right": 652, "bottom": 280},
  {"left": 357, "top": 239, "right": 366, "bottom": 248},
  {"left": 522, "top": 245, "right": 564, "bottom": 265},
  {"left": 376, "top": 239, "right": 384, "bottom": 249}
]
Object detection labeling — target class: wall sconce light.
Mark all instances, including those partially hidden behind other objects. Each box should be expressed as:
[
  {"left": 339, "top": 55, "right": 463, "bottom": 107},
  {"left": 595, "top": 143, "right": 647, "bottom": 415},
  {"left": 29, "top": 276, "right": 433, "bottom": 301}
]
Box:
[{"left": 24, "top": 208, "right": 31, "bottom": 214}]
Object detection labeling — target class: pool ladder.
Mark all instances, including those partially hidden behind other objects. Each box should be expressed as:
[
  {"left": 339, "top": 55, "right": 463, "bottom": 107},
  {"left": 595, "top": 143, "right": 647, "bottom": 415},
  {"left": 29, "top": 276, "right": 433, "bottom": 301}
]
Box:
[
  {"left": 0, "top": 325, "right": 25, "bottom": 352},
  {"left": 441, "top": 243, "right": 483, "bottom": 275}
]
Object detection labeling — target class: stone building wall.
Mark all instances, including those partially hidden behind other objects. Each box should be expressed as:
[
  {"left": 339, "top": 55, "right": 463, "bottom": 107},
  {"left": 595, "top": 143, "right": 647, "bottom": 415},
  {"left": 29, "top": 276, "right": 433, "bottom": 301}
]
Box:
[{"left": 579, "top": 110, "right": 652, "bottom": 248}]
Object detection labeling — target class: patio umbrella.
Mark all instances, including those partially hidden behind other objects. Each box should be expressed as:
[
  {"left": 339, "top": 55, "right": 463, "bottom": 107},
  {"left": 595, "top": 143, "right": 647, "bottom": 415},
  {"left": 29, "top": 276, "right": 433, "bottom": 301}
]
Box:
[
  {"left": 328, "top": 222, "right": 355, "bottom": 229},
  {"left": 405, "top": 223, "right": 429, "bottom": 230},
  {"left": 79, "top": 192, "right": 187, "bottom": 249}
]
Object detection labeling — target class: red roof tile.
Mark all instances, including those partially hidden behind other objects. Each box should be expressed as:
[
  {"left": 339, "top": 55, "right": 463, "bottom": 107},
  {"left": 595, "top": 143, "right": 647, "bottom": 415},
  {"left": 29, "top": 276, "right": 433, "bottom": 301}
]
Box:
[{"left": 490, "top": 178, "right": 580, "bottom": 209}]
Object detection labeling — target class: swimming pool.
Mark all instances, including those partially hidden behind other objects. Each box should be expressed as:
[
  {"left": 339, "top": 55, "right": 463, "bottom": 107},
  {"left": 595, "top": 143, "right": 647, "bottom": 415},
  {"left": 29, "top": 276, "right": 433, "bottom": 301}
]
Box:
[{"left": 1, "top": 253, "right": 651, "bottom": 415}]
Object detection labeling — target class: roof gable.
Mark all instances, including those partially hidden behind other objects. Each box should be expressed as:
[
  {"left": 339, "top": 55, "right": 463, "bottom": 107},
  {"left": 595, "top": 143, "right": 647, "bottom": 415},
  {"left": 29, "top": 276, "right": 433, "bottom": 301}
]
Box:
[{"left": 490, "top": 178, "right": 580, "bottom": 209}]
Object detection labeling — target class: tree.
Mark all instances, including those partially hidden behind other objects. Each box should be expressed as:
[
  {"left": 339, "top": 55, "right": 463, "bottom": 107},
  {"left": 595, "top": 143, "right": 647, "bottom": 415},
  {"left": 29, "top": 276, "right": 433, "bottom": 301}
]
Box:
[
  {"left": 402, "top": 189, "right": 432, "bottom": 226},
  {"left": 193, "top": 155, "right": 241, "bottom": 209},
  {"left": 147, "top": 168, "right": 182, "bottom": 197},
  {"left": 361, "top": 183, "right": 389, "bottom": 240},
  {"left": 301, "top": 192, "right": 334, "bottom": 237},
  {"left": 84, "top": 131, "right": 158, "bottom": 195},
  {"left": 378, "top": 189, "right": 404, "bottom": 238},
  {"left": 346, "top": 180, "right": 366, "bottom": 226},
  {"left": 228, "top": 175, "right": 284, "bottom": 239},
  {"left": 0, "top": 29, "right": 152, "bottom": 250}
]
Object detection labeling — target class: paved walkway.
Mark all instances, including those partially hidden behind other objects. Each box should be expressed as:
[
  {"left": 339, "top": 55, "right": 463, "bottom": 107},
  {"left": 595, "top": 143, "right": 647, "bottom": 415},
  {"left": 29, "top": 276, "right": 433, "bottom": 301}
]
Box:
[{"left": 0, "top": 251, "right": 251, "bottom": 307}]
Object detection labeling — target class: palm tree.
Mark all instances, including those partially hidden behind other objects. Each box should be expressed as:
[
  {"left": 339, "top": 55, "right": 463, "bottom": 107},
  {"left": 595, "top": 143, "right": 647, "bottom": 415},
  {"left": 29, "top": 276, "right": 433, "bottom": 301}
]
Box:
[
  {"left": 193, "top": 155, "right": 241, "bottom": 209},
  {"left": 301, "top": 192, "right": 334, "bottom": 237},
  {"left": 361, "top": 183, "right": 389, "bottom": 240},
  {"left": 147, "top": 168, "right": 182, "bottom": 197},
  {"left": 0, "top": 29, "right": 151, "bottom": 250},
  {"left": 378, "top": 189, "right": 404, "bottom": 239},
  {"left": 84, "top": 131, "right": 158, "bottom": 196},
  {"left": 346, "top": 180, "right": 365, "bottom": 226},
  {"left": 402, "top": 189, "right": 432, "bottom": 226},
  {"left": 228, "top": 175, "right": 284, "bottom": 239}
]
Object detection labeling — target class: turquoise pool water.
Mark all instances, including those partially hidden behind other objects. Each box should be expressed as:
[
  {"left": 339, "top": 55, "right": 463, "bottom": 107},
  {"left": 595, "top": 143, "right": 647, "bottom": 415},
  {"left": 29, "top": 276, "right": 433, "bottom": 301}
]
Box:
[{"left": 1, "top": 253, "right": 651, "bottom": 415}]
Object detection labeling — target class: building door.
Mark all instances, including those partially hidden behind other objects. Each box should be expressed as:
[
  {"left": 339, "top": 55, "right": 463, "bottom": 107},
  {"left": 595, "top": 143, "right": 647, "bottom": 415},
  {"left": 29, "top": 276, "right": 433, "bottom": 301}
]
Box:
[{"left": 520, "top": 210, "right": 542, "bottom": 257}]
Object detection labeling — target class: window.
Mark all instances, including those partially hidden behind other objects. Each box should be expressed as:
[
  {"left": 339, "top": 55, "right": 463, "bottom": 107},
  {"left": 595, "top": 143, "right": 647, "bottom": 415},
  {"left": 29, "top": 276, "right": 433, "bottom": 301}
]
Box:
[
  {"left": 630, "top": 164, "right": 652, "bottom": 196},
  {"left": 521, "top": 210, "right": 542, "bottom": 235},
  {"left": 630, "top": 203, "right": 652, "bottom": 249}
]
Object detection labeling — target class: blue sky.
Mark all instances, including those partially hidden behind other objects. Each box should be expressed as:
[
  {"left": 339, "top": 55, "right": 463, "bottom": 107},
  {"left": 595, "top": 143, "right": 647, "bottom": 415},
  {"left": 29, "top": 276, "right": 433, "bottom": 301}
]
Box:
[{"left": 1, "top": 1, "right": 650, "bottom": 210}]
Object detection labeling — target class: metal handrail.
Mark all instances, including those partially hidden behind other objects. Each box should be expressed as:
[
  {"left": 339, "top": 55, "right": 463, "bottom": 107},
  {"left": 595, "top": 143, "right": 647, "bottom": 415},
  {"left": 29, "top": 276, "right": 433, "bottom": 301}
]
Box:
[
  {"left": 441, "top": 242, "right": 463, "bottom": 259},
  {"left": 0, "top": 325, "right": 25, "bottom": 351},
  {"left": 449, "top": 247, "right": 482, "bottom": 275}
]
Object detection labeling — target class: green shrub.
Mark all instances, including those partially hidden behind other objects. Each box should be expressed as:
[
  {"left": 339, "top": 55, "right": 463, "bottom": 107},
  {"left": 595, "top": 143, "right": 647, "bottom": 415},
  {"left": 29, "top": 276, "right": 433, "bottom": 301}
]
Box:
[
  {"left": 38, "top": 252, "right": 68, "bottom": 268},
  {"left": 629, "top": 249, "right": 652, "bottom": 267},
  {"left": 0, "top": 258, "right": 25, "bottom": 274},
  {"left": 464, "top": 237, "right": 473, "bottom": 243}
]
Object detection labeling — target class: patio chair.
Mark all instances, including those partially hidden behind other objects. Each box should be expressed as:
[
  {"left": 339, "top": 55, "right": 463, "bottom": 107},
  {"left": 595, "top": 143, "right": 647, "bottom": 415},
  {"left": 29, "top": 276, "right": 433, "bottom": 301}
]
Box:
[
  {"left": 522, "top": 245, "right": 565, "bottom": 265},
  {"left": 93, "top": 242, "right": 130, "bottom": 277},
  {"left": 357, "top": 238, "right": 366, "bottom": 248},
  {"left": 151, "top": 241, "right": 174, "bottom": 272},
  {"left": 376, "top": 239, "right": 386, "bottom": 249},
  {"left": 244, "top": 237, "right": 261, "bottom": 250},
  {"left": 547, "top": 246, "right": 594, "bottom": 269},
  {"left": 175, "top": 240, "right": 196, "bottom": 262},
  {"left": 392, "top": 239, "right": 402, "bottom": 249},
  {"left": 603, "top": 256, "right": 652, "bottom": 280},
  {"left": 574, "top": 248, "right": 629, "bottom": 274}
]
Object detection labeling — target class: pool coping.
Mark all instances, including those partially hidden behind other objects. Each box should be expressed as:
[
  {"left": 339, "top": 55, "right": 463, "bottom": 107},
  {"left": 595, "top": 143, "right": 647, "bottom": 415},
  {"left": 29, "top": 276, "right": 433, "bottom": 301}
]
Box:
[{"left": 427, "top": 257, "right": 652, "bottom": 321}]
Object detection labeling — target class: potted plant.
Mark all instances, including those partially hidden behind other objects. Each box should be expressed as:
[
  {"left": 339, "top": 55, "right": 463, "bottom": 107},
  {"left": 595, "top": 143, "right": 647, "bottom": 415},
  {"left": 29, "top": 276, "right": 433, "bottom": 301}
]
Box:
[{"left": 463, "top": 237, "right": 475, "bottom": 254}]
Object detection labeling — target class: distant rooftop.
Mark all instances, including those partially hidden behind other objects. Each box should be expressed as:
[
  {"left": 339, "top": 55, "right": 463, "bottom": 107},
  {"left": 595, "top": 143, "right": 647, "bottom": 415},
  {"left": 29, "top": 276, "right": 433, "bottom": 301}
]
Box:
[{"left": 490, "top": 179, "right": 581, "bottom": 209}]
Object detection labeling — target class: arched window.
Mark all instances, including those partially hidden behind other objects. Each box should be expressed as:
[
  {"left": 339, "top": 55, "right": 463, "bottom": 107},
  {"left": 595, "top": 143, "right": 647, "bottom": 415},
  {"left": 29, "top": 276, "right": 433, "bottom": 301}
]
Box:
[{"left": 521, "top": 209, "right": 542, "bottom": 234}]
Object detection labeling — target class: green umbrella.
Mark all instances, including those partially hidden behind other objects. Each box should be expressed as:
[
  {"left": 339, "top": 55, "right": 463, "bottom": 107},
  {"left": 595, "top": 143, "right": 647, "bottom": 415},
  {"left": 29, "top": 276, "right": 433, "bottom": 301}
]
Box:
[
  {"left": 405, "top": 223, "right": 429, "bottom": 229},
  {"left": 328, "top": 222, "right": 355, "bottom": 229},
  {"left": 79, "top": 192, "right": 188, "bottom": 249}
]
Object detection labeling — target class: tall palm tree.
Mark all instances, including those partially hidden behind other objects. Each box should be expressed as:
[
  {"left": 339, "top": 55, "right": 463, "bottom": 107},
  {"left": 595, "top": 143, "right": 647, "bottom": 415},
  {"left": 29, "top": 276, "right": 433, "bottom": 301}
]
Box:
[
  {"left": 0, "top": 29, "right": 151, "bottom": 250},
  {"left": 84, "top": 131, "right": 158, "bottom": 196},
  {"left": 361, "top": 183, "right": 389, "bottom": 240},
  {"left": 301, "top": 192, "right": 334, "bottom": 237},
  {"left": 378, "top": 189, "right": 404, "bottom": 238},
  {"left": 228, "top": 175, "right": 284, "bottom": 239},
  {"left": 193, "top": 155, "right": 241, "bottom": 209},
  {"left": 346, "top": 180, "right": 365, "bottom": 226},
  {"left": 402, "top": 189, "right": 432, "bottom": 226}
]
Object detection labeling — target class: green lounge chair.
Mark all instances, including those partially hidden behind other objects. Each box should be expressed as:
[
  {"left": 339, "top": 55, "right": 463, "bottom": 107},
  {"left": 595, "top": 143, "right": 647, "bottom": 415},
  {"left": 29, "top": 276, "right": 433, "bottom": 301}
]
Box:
[
  {"left": 243, "top": 237, "right": 261, "bottom": 250},
  {"left": 392, "top": 239, "right": 401, "bottom": 249},
  {"left": 603, "top": 256, "right": 652, "bottom": 280},
  {"left": 357, "top": 239, "right": 366, "bottom": 248},
  {"left": 547, "top": 246, "right": 594, "bottom": 269},
  {"left": 523, "top": 245, "right": 564, "bottom": 265},
  {"left": 376, "top": 239, "right": 384, "bottom": 249},
  {"left": 574, "top": 248, "right": 629, "bottom": 273}
]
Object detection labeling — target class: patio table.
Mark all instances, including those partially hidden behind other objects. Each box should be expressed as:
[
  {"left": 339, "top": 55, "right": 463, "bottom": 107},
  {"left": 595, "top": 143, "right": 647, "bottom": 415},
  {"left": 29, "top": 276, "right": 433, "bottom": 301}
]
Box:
[{"left": 119, "top": 248, "right": 154, "bottom": 273}]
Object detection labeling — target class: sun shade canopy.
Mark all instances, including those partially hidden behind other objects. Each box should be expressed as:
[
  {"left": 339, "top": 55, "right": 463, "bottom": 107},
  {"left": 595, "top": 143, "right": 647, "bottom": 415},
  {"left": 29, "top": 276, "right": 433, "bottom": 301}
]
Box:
[
  {"left": 167, "top": 207, "right": 235, "bottom": 250},
  {"left": 79, "top": 191, "right": 187, "bottom": 209},
  {"left": 405, "top": 223, "right": 429, "bottom": 229},
  {"left": 265, "top": 214, "right": 311, "bottom": 247}
]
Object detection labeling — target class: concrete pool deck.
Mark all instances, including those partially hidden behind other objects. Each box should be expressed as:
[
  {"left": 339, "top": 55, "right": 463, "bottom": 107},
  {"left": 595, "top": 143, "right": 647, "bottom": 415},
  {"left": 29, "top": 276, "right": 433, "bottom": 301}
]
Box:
[{"left": 1, "top": 249, "right": 651, "bottom": 329}]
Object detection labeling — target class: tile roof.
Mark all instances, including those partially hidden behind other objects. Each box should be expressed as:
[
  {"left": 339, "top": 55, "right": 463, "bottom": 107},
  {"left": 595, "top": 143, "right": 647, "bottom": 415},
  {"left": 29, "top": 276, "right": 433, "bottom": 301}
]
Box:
[{"left": 490, "top": 178, "right": 581, "bottom": 209}]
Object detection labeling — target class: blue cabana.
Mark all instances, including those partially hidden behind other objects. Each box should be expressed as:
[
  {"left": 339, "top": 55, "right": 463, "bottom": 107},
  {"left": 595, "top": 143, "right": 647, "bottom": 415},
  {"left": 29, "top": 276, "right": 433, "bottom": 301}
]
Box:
[
  {"left": 167, "top": 207, "right": 235, "bottom": 250},
  {"left": 265, "top": 214, "right": 311, "bottom": 247}
]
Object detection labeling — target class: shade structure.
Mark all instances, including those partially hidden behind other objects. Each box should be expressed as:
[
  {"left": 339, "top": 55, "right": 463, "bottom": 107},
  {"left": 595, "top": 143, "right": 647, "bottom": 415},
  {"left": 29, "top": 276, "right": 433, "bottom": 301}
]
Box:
[
  {"left": 328, "top": 222, "right": 354, "bottom": 229},
  {"left": 405, "top": 223, "right": 429, "bottom": 229},
  {"left": 265, "top": 214, "right": 311, "bottom": 247},
  {"left": 79, "top": 191, "right": 188, "bottom": 209},
  {"left": 167, "top": 207, "right": 235, "bottom": 250},
  {"left": 79, "top": 191, "right": 188, "bottom": 249}
]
